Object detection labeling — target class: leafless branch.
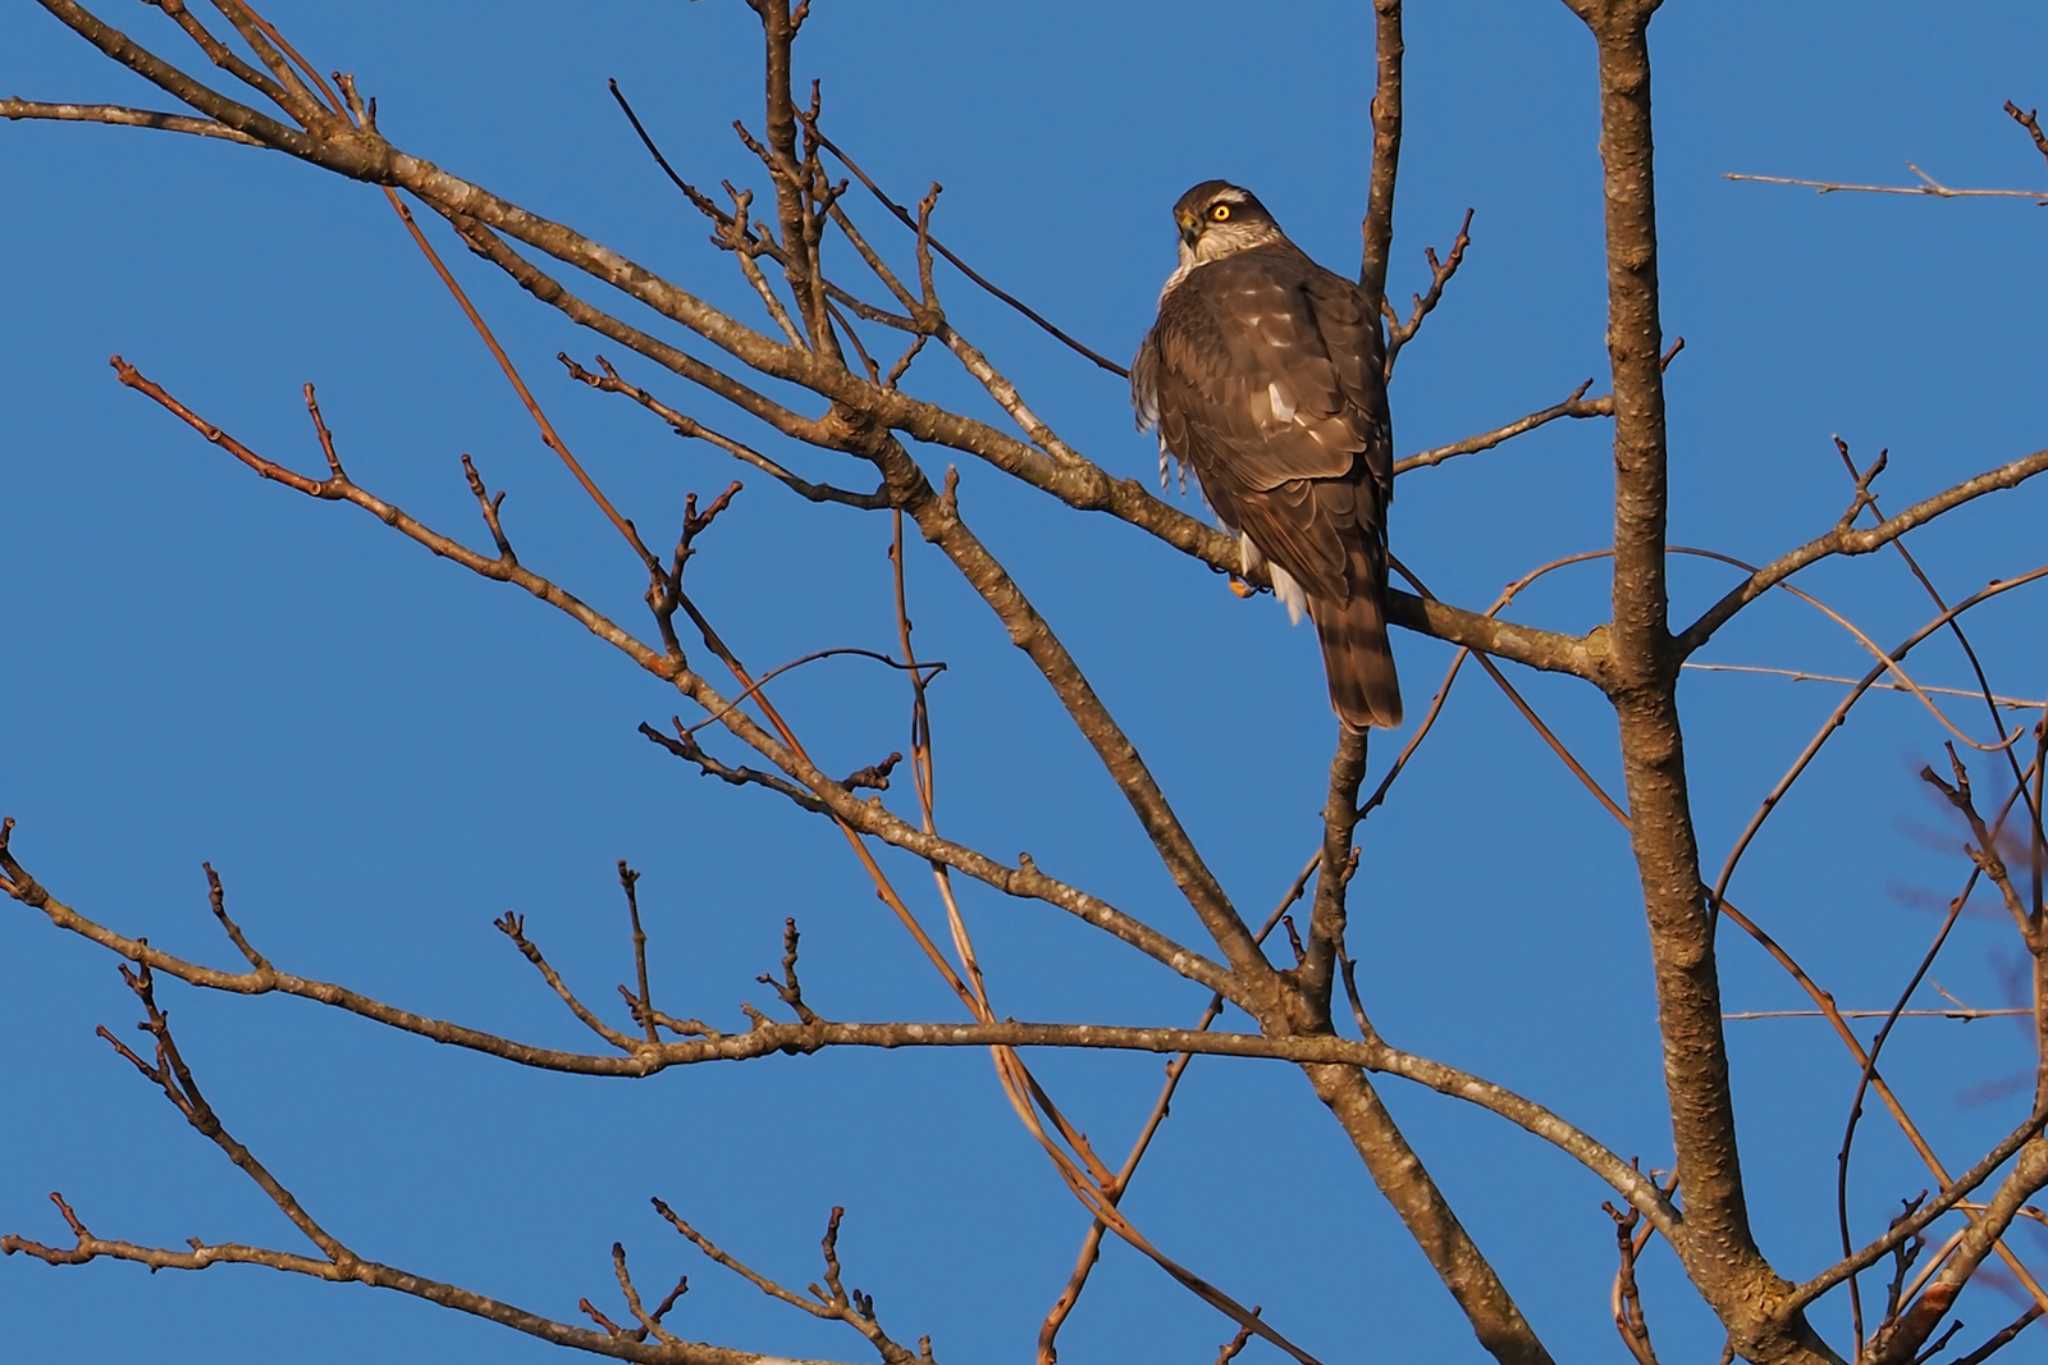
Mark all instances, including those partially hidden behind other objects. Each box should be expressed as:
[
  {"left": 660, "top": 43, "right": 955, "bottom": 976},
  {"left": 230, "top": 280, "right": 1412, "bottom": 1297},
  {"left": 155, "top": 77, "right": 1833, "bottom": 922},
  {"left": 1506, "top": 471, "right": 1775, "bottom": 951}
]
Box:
[
  {"left": 2006, "top": 100, "right": 2048, "bottom": 171},
  {"left": 1605, "top": 1172, "right": 1666, "bottom": 1365},
  {"left": 1683, "top": 664, "right": 2045, "bottom": 713},
  {"left": 651, "top": 1201, "right": 927, "bottom": 1364},
  {"left": 1921, "top": 751, "right": 2036, "bottom": 940},
  {"left": 1392, "top": 378, "right": 1613, "bottom": 475},
  {"left": 1726, "top": 1009, "right": 2029, "bottom": 1023},
  {"left": 1725, "top": 169, "right": 2048, "bottom": 202},
  {"left": 1677, "top": 448, "right": 2048, "bottom": 655},
  {"left": 803, "top": 120, "right": 1129, "bottom": 378},
  {"left": 1383, "top": 207, "right": 1474, "bottom": 375},
  {"left": 1942, "top": 1303, "right": 2043, "bottom": 1365},
  {"left": 13, "top": 6, "right": 2048, "bottom": 1363},
  {"left": 0, "top": 95, "right": 261, "bottom": 142},
  {"left": 0, "top": 947, "right": 838, "bottom": 1365}
]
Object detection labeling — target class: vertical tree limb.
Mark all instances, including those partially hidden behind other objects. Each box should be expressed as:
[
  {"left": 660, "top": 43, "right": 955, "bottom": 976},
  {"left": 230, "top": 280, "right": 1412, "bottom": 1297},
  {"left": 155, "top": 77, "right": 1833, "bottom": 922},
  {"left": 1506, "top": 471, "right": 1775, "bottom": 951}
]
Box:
[
  {"left": 1564, "top": 4, "right": 1835, "bottom": 1360},
  {"left": 1358, "top": 0, "right": 1403, "bottom": 305}
]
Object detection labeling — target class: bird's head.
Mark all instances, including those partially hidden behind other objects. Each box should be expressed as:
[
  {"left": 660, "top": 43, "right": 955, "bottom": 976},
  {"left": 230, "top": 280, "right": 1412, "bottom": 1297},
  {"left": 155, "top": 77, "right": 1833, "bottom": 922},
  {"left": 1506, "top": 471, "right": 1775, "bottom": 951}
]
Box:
[{"left": 1170, "top": 181, "right": 1284, "bottom": 265}]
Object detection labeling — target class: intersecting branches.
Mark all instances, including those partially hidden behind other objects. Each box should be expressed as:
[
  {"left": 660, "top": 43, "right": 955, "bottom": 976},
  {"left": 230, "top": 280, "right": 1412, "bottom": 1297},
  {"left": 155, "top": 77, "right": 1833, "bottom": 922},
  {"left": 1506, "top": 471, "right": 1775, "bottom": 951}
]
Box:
[
  {"left": 2, "top": 11, "right": 1622, "bottom": 1358},
  {"left": 0, "top": 824, "right": 1682, "bottom": 1253},
  {"left": 1677, "top": 447, "right": 2048, "bottom": 656},
  {"left": 800, "top": 116, "right": 1128, "bottom": 378},
  {"left": 1038, "top": 865, "right": 1318, "bottom": 1365},
  {"left": 18, "top": 0, "right": 1595, "bottom": 689},
  {"left": 1528, "top": 547, "right": 2048, "bottom": 1313},
  {"left": 97, "top": 313, "right": 1308, "bottom": 1352},
  {"left": 1551, "top": 5, "right": 2048, "bottom": 1358},
  {"left": 104, "top": 375, "right": 1302, "bottom": 1347},
  {"left": 104, "top": 355, "right": 1250, "bottom": 1004},
  {"left": 1491, "top": 544, "right": 2048, "bottom": 1352},
  {"left": 1831, "top": 746, "right": 2045, "bottom": 1352},
  {"left": 0, "top": 950, "right": 898, "bottom": 1365},
  {"left": 14, "top": 4, "right": 2048, "bottom": 1365}
]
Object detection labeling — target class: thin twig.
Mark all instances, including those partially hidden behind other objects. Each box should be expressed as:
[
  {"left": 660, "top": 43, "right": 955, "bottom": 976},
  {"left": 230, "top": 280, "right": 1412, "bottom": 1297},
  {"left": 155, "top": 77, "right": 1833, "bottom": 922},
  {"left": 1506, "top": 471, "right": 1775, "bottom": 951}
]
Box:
[
  {"left": 618, "top": 862, "right": 658, "bottom": 1044},
  {"left": 1725, "top": 170, "right": 2048, "bottom": 202},
  {"left": 1683, "top": 663, "right": 2044, "bottom": 712},
  {"left": 1383, "top": 207, "right": 1474, "bottom": 375},
  {"left": 1725, "top": 1008, "right": 2028, "bottom": 1022},
  {"left": 804, "top": 122, "right": 1128, "bottom": 377},
  {"left": 2006, "top": 101, "right": 2048, "bottom": 170}
]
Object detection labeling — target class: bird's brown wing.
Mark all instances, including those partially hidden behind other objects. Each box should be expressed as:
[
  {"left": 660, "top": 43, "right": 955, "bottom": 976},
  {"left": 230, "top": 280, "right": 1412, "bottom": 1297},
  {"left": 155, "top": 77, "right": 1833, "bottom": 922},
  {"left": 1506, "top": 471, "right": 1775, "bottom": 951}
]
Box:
[
  {"left": 1140, "top": 247, "right": 1388, "bottom": 600},
  {"left": 1135, "top": 246, "right": 1400, "bottom": 727}
]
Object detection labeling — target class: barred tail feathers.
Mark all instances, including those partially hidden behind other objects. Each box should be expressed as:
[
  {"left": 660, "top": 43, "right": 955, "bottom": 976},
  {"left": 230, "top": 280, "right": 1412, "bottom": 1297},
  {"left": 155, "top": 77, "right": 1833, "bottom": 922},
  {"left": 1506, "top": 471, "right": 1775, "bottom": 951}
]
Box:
[{"left": 1309, "top": 591, "right": 1402, "bottom": 731}]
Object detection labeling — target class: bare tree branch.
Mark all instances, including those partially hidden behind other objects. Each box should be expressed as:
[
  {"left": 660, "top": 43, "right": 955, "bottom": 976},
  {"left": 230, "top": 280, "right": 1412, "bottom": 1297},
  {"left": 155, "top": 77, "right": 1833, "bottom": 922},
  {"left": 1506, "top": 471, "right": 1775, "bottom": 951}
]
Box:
[
  {"left": 0, "top": 95, "right": 261, "bottom": 142},
  {"left": 1558, "top": 6, "right": 1821, "bottom": 1357},
  {"left": 1724, "top": 168, "right": 2048, "bottom": 202},
  {"left": 2006, "top": 99, "right": 2048, "bottom": 170},
  {"left": 1677, "top": 448, "right": 2048, "bottom": 655},
  {"left": 1393, "top": 379, "right": 1613, "bottom": 474},
  {"left": 12, "top": 5, "right": 2048, "bottom": 1363}
]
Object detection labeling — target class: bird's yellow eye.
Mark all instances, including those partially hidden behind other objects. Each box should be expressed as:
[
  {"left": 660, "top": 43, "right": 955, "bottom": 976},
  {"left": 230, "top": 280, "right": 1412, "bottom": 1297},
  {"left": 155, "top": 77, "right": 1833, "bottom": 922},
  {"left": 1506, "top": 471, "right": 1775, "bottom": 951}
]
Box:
[{"left": 1209, "top": 203, "right": 1233, "bottom": 222}]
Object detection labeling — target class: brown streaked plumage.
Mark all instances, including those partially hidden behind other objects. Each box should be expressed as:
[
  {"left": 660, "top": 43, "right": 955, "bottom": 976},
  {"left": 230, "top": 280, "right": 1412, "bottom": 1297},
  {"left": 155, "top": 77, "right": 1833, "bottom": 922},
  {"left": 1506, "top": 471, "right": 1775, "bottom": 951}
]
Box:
[{"left": 1132, "top": 180, "right": 1402, "bottom": 730}]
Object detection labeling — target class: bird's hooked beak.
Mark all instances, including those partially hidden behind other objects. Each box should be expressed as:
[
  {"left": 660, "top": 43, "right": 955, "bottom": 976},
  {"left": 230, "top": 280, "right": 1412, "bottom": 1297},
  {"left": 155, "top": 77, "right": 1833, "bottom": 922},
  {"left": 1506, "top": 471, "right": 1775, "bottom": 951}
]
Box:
[{"left": 1176, "top": 211, "right": 1201, "bottom": 247}]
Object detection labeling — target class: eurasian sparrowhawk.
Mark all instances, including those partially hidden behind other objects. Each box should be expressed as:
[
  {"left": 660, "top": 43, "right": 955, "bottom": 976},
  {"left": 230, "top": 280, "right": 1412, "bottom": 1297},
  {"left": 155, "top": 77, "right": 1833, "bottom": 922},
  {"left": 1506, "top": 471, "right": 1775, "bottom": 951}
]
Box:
[{"left": 1132, "top": 180, "right": 1402, "bottom": 730}]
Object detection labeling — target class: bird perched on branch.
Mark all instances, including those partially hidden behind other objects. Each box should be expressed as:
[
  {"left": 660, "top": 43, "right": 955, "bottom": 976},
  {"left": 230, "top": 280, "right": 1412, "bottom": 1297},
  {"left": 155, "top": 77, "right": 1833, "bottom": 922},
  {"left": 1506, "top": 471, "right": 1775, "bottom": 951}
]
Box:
[{"left": 1132, "top": 180, "right": 1402, "bottom": 730}]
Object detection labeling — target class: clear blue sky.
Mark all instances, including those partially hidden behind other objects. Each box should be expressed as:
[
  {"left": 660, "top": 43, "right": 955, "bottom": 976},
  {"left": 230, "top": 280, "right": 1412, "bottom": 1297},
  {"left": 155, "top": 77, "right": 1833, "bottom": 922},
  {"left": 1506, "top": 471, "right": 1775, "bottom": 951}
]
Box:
[{"left": 6, "top": 3, "right": 2048, "bottom": 1361}]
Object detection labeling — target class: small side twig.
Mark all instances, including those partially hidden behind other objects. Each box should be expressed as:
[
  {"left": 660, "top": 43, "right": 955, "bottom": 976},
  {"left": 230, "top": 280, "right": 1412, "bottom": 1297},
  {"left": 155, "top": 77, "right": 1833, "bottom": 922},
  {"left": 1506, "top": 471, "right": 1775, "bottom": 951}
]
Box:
[
  {"left": 1604, "top": 1197, "right": 1659, "bottom": 1365},
  {"left": 651, "top": 1199, "right": 924, "bottom": 1364},
  {"left": 201, "top": 862, "right": 271, "bottom": 972},
  {"left": 459, "top": 453, "right": 516, "bottom": 563},
  {"left": 1383, "top": 206, "right": 1474, "bottom": 375},
  {"left": 1881, "top": 1193, "right": 1931, "bottom": 1327},
  {"left": 615, "top": 985, "right": 717, "bottom": 1040},
  {"left": 757, "top": 916, "right": 819, "bottom": 1025},
  {"left": 618, "top": 861, "right": 659, "bottom": 1044},
  {"left": 1943, "top": 1302, "right": 2044, "bottom": 1365},
  {"left": 1214, "top": 1309, "right": 1262, "bottom": 1364},
  {"left": 639, "top": 718, "right": 828, "bottom": 814},
  {"left": 609, "top": 1241, "right": 686, "bottom": 1346},
  {"left": 803, "top": 119, "right": 1128, "bottom": 378},
  {"left": 1393, "top": 378, "right": 1613, "bottom": 475},
  {"left": 94, "top": 957, "right": 351, "bottom": 1265},
  {"left": 1921, "top": 748, "right": 2035, "bottom": 941},
  {"left": 1603, "top": 1161, "right": 1679, "bottom": 1365},
  {"left": 558, "top": 354, "right": 888, "bottom": 512},
  {"left": 493, "top": 911, "right": 641, "bottom": 1052},
  {"left": 2003, "top": 100, "right": 2048, "bottom": 171},
  {"left": 842, "top": 752, "right": 903, "bottom": 793},
  {"left": 673, "top": 480, "right": 745, "bottom": 591}
]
